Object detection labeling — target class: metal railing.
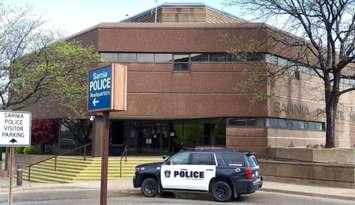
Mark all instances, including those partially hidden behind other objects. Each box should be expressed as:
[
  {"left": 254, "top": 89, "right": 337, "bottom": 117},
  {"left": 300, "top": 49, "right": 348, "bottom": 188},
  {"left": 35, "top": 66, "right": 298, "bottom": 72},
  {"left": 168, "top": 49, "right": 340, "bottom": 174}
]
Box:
[
  {"left": 119, "top": 144, "right": 128, "bottom": 178},
  {"left": 26, "top": 143, "right": 91, "bottom": 181}
]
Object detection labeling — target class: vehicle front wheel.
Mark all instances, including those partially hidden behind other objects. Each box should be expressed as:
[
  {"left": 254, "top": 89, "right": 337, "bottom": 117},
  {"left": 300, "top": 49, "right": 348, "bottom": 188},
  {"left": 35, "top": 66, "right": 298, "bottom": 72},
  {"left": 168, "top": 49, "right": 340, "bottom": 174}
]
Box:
[
  {"left": 141, "top": 178, "right": 159, "bottom": 197},
  {"left": 211, "top": 181, "right": 233, "bottom": 202}
]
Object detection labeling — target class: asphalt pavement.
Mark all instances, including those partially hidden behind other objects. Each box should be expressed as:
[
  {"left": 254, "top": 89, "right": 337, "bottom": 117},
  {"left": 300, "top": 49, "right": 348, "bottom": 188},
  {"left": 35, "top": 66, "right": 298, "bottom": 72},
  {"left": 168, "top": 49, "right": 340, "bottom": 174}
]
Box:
[
  {"left": 1, "top": 177, "right": 355, "bottom": 204},
  {"left": 0, "top": 188, "right": 354, "bottom": 205}
]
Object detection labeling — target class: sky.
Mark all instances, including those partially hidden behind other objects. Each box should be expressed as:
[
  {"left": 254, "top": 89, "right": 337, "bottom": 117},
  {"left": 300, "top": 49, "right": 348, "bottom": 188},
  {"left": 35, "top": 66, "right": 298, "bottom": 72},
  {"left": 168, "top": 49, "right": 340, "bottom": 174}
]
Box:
[{"left": 4, "top": 0, "right": 242, "bottom": 36}]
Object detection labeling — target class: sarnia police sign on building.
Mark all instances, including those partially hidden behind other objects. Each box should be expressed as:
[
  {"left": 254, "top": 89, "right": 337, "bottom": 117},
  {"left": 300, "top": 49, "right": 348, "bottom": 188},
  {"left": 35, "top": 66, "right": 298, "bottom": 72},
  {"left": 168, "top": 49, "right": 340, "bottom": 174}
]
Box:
[
  {"left": 88, "top": 64, "right": 127, "bottom": 112},
  {"left": 88, "top": 66, "right": 112, "bottom": 111},
  {"left": 0, "top": 111, "right": 31, "bottom": 147}
]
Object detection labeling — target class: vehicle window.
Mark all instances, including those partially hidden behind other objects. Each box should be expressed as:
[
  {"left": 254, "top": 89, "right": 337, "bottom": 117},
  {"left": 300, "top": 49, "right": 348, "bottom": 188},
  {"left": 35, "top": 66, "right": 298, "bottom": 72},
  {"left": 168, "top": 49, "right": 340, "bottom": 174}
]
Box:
[
  {"left": 247, "top": 155, "right": 259, "bottom": 167},
  {"left": 190, "top": 153, "right": 215, "bottom": 165},
  {"left": 167, "top": 152, "right": 190, "bottom": 165},
  {"left": 221, "top": 153, "right": 245, "bottom": 166}
]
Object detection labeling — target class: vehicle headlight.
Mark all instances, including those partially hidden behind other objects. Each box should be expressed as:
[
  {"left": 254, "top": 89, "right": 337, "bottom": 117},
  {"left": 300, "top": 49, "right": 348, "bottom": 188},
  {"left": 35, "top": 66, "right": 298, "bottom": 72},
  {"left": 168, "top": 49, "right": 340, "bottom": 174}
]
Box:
[{"left": 136, "top": 167, "right": 145, "bottom": 172}]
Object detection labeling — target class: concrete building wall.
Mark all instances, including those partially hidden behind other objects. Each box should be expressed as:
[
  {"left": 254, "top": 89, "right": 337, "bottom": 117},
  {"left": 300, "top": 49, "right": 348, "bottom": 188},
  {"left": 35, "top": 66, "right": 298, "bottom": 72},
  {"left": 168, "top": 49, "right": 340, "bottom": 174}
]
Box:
[{"left": 226, "top": 127, "right": 268, "bottom": 155}]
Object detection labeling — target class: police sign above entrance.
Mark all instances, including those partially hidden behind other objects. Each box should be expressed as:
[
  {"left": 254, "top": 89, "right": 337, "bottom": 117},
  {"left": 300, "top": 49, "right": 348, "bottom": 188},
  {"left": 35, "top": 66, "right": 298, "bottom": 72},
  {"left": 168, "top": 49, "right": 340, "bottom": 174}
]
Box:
[
  {"left": 88, "top": 64, "right": 127, "bottom": 112},
  {"left": 0, "top": 111, "right": 31, "bottom": 147}
]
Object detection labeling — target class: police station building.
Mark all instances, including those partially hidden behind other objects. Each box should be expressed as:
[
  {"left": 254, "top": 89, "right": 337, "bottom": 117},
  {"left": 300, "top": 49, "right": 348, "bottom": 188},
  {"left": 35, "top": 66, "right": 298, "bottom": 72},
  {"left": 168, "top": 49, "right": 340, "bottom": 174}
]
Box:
[{"left": 30, "top": 3, "right": 355, "bottom": 156}]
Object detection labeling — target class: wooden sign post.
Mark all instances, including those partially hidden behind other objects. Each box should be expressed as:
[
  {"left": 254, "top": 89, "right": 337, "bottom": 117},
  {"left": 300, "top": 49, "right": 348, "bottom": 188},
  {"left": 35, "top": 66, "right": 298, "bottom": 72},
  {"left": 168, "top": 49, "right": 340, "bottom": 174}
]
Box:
[{"left": 88, "top": 64, "right": 127, "bottom": 205}]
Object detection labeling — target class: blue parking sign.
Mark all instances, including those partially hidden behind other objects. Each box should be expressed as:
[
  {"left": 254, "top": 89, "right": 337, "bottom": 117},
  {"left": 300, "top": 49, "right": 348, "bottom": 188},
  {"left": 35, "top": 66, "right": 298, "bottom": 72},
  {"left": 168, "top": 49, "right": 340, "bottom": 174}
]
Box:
[{"left": 88, "top": 66, "right": 112, "bottom": 111}]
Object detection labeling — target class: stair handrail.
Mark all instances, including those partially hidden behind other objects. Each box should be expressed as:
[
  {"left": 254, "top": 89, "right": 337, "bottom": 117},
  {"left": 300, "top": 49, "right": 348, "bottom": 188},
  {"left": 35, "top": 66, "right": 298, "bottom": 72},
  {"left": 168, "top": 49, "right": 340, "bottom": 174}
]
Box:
[
  {"left": 119, "top": 144, "right": 128, "bottom": 178},
  {"left": 26, "top": 143, "right": 91, "bottom": 181}
]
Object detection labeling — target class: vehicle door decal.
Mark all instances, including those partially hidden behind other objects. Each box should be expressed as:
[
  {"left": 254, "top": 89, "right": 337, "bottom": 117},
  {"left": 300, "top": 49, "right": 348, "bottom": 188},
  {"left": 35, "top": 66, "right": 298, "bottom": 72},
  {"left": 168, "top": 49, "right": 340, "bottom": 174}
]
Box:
[{"left": 161, "top": 165, "right": 216, "bottom": 191}]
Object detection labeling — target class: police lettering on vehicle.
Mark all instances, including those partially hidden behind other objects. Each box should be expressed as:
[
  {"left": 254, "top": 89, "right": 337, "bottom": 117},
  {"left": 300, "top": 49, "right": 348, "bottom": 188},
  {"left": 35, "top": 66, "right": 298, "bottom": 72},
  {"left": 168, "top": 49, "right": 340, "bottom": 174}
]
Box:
[
  {"left": 174, "top": 170, "right": 204, "bottom": 178},
  {"left": 165, "top": 170, "right": 205, "bottom": 179}
]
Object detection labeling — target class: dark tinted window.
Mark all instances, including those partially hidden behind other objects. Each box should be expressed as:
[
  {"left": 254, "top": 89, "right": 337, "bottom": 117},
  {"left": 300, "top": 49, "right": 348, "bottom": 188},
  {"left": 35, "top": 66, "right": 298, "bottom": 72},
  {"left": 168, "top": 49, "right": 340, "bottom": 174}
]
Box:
[
  {"left": 191, "top": 53, "right": 209, "bottom": 62},
  {"left": 209, "top": 53, "right": 226, "bottom": 62},
  {"left": 173, "top": 54, "right": 190, "bottom": 71},
  {"left": 228, "top": 119, "right": 246, "bottom": 126},
  {"left": 155, "top": 54, "right": 172, "bottom": 63},
  {"left": 221, "top": 153, "right": 245, "bottom": 166},
  {"left": 247, "top": 53, "right": 264, "bottom": 61},
  {"left": 227, "top": 53, "right": 246, "bottom": 62},
  {"left": 190, "top": 153, "right": 215, "bottom": 165},
  {"left": 173, "top": 63, "right": 189, "bottom": 71},
  {"left": 228, "top": 118, "right": 264, "bottom": 127},
  {"left": 174, "top": 54, "right": 189, "bottom": 62},
  {"left": 137, "top": 53, "right": 154, "bottom": 63}
]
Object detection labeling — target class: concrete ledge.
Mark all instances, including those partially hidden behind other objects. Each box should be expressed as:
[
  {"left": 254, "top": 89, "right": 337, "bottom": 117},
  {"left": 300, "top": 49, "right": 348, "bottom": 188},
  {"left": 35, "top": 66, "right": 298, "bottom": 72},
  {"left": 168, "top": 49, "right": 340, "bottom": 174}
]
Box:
[
  {"left": 260, "top": 159, "right": 355, "bottom": 189},
  {"left": 267, "top": 147, "right": 355, "bottom": 164}
]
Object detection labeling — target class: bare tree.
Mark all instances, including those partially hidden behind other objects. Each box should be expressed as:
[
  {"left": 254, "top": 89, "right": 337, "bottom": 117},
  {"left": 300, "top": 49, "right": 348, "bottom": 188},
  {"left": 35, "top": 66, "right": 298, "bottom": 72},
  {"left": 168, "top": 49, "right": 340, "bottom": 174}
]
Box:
[
  {"left": 0, "top": 3, "right": 99, "bottom": 168},
  {"left": 227, "top": 0, "right": 355, "bottom": 148}
]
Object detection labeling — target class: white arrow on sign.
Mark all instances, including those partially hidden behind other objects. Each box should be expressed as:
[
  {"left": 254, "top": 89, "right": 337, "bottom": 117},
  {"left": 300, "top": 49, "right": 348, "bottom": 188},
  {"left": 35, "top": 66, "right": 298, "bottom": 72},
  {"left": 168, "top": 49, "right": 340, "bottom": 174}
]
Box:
[{"left": 92, "top": 98, "right": 99, "bottom": 107}]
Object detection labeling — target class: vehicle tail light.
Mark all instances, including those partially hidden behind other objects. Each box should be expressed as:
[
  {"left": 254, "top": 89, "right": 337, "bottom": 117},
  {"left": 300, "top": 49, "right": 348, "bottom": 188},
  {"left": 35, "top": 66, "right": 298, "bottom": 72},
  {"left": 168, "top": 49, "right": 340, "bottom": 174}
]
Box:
[{"left": 245, "top": 167, "right": 252, "bottom": 179}]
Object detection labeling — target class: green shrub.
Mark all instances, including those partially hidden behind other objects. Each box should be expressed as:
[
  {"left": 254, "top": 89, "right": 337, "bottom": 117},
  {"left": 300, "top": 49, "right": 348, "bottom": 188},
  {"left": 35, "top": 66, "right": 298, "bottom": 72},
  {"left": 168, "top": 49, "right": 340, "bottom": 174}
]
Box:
[
  {"left": 15, "top": 147, "right": 25, "bottom": 154},
  {"left": 23, "top": 146, "right": 35, "bottom": 154}
]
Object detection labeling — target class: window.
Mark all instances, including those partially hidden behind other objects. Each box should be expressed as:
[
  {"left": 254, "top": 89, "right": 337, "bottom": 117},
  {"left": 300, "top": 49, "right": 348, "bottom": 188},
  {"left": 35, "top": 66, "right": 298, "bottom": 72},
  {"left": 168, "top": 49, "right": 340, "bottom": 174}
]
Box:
[
  {"left": 191, "top": 53, "right": 209, "bottom": 62},
  {"left": 246, "top": 155, "right": 259, "bottom": 167},
  {"left": 247, "top": 53, "right": 265, "bottom": 61},
  {"left": 221, "top": 153, "right": 245, "bottom": 166},
  {"left": 173, "top": 54, "right": 190, "bottom": 71},
  {"left": 305, "top": 122, "right": 323, "bottom": 131},
  {"left": 102, "top": 52, "right": 267, "bottom": 64},
  {"left": 266, "top": 118, "right": 324, "bottom": 131},
  {"left": 100, "top": 53, "right": 118, "bottom": 62},
  {"left": 227, "top": 53, "right": 246, "bottom": 62},
  {"left": 228, "top": 119, "right": 247, "bottom": 127},
  {"left": 190, "top": 153, "right": 215, "bottom": 165},
  {"left": 167, "top": 152, "right": 190, "bottom": 165},
  {"left": 228, "top": 118, "right": 264, "bottom": 127},
  {"left": 154, "top": 54, "right": 172, "bottom": 63},
  {"left": 278, "top": 57, "right": 288, "bottom": 67},
  {"left": 265, "top": 54, "right": 278, "bottom": 65},
  {"left": 137, "top": 53, "right": 154, "bottom": 63},
  {"left": 118, "top": 53, "right": 137, "bottom": 62},
  {"left": 209, "top": 53, "right": 226, "bottom": 62},
  {"left": 229, "top": 118, "right": 324, "bottom": 131},
  {"left": 246, "top": 118, "right": 265, "bottom": 127}
]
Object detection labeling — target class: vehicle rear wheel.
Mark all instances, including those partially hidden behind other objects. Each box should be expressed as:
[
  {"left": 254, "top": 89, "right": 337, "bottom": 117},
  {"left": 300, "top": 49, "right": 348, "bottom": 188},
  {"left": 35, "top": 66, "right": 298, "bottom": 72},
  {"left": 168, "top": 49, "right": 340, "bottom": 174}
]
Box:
[
  {"left": 211, "top": 181, "right": 233, "bottom": 202},
  {"left": 141, "top": 178, "right": 159, "bottom": 197}
]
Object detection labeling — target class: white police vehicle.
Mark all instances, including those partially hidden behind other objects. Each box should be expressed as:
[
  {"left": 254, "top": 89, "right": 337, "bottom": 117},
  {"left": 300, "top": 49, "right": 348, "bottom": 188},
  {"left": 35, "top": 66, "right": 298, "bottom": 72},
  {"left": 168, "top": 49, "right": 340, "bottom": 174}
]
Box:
[{"left": 133, "top": 148, "right": 263, "bottom": 202}]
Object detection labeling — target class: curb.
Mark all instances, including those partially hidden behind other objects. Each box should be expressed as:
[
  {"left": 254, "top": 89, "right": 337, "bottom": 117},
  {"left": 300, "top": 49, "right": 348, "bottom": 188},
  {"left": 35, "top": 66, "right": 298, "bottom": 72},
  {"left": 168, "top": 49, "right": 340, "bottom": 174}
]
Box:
[
  {"left": 262, "top": 188, "right": 355, "bottom": 201},
  {"left": 0, "top": 186, "right": 138, "bottom": 194}
]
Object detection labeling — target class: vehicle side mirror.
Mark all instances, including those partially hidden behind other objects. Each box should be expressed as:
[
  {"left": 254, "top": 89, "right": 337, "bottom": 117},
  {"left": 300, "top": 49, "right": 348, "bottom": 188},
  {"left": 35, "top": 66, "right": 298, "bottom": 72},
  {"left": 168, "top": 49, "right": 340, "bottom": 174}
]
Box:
[{"left": 164, "top": 159, "right": 171, "bottom": 165}]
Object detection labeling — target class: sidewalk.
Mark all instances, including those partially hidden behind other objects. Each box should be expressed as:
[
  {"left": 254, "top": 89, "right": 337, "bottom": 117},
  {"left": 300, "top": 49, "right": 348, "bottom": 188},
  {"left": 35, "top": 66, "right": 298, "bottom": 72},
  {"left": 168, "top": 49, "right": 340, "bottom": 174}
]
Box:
[
  {"left": 262, "top": 181, "right": 355, "bottom": 201},
  {"left": 1, "top": 177, "right": 355, "bottom": 201}
]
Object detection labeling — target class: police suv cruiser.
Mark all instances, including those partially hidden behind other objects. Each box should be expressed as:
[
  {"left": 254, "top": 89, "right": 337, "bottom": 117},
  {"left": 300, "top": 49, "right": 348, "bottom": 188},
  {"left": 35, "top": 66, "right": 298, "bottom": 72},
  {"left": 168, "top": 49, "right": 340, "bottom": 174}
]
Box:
[{"left": 133, "top": 148, "right": 263, "bottom": 202}]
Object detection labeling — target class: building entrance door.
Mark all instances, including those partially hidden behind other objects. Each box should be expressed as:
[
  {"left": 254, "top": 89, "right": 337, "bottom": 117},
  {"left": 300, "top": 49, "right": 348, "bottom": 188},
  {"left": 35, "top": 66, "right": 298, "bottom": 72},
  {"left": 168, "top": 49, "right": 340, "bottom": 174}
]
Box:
[{"left": 135, "top": 121, "right": 171, "bottom": 155}]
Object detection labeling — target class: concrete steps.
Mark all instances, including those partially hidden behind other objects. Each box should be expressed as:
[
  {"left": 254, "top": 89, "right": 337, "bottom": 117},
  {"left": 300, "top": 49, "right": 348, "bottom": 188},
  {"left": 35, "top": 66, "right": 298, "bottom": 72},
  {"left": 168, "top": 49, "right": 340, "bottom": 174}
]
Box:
[{"left": 24, "top": 156, "right": 163, "bottom": 183}]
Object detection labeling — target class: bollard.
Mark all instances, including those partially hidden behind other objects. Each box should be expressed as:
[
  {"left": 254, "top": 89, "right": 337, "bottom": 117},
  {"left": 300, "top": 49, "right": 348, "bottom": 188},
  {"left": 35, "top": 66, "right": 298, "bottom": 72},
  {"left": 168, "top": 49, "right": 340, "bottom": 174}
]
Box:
[{"left": 16, "top": 166, "right": 22, "bottom": 186}]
